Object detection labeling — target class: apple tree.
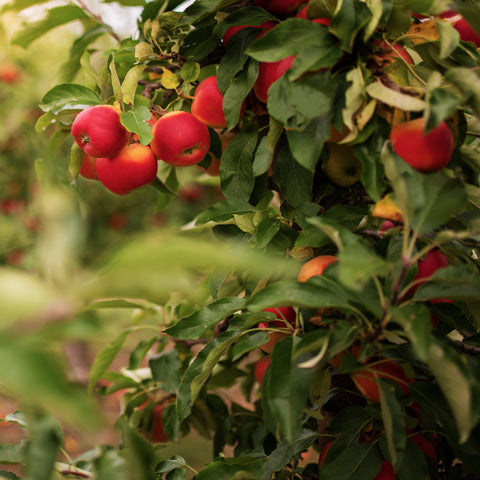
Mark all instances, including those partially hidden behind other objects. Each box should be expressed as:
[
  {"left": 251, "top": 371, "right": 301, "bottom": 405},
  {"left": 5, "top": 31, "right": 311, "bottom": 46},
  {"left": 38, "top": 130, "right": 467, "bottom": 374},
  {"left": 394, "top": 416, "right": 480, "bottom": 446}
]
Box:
[{"left": 1, "top": 0, "right": 480, "bottom": 479}]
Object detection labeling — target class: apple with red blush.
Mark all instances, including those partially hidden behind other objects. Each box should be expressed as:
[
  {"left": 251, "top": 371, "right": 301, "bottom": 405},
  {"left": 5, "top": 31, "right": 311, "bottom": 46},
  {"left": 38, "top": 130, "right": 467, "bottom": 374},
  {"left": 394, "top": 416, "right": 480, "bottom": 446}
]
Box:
[
  {"left": 71, "top": 104, "right": 129, "bottom": 158},
  {"left": 390, "top": 117, "right": 454, "bottom": 173},
  {"left": 253, "top": 55, "right": 296, "bottom": 103},
  {"left": 254, "top": 0, "right": 307, "bottom": 17},
  {"left": 96, "top": 144, "right": 158, "bottom": 195},
  {"left": 150, "top": 111, "right": 211, "bottom": 167},
  {"left": 258, "top": 306, "right": 296, "bottom": 353},
  {"left": 254, "top": 356, "right": 271, "bottom": 385}
]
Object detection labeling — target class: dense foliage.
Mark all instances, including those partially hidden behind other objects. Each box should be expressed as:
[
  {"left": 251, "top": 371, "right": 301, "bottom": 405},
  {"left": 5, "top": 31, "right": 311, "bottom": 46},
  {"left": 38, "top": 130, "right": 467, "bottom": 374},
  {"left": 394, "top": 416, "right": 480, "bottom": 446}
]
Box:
[{"left": 1, "top": 0, "right": 480, "bottom": 479}]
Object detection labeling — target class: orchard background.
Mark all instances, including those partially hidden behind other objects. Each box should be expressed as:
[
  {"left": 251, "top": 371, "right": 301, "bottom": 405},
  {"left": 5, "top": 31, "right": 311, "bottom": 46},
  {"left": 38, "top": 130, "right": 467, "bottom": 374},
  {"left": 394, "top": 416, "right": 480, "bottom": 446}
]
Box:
[{"left": 1, "top": 0, "right": 480, "bottom": 479}]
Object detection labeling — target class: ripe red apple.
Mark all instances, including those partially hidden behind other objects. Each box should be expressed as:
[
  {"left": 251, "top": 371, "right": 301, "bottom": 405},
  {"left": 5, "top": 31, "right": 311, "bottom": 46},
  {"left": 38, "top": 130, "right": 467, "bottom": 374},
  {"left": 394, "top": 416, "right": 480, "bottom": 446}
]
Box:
[
  {"left": 410, "top": 433, "right": 437, "bottom": 463},
  {"left": 318, "top": 441, "right": 333, "bottom": 468},
  {"left": 254, "top": 0, "right": 307, "bottom": 16},
  {"left": 353, "top": 359, "right": 412, "bottom": 403},
  {"left": 71, "top": 104, "right": 129, "bottom": 158},
  {"left": 191, "top": 76, "right": 246, "bottom": 128},
  {"left": 297, "top": 255, "right": 338, "bottom": 282},
  {"left": 223, "top": 21, "right": 276, "bottom": 45},
  {"left": 0, "top": 63, "right": 21, "bottom": 84},
  {"left": 254, "top": 356, "right": 271, "bottom": 385},
  {"left": 79, "top": 153, "right": 99, "bottom": 180},
  {"left": 258, "top": 306, "right": 296, "bottom": 353},
  {"left": 323, "top": 144, "right": 363, "bottom": 187},
  {"left": 390, "top": 117, "right": 454, "bottom": 173},
  {"left": 149, "top": 111, "right": 211, "bottom": 167},
  {"left": 379, "top": 220, "right": 396, "bottom": 235},
  {"left": 439, "top": 11, "right": 480, "bottom": 47},
  {"left": 96, "top": 144, "right": 158, "bottom": 195},
  {"left": 296, "top": 6, "right": 331, "bottom": 25},
  {"left": 374, "top": 462, "right": 395, "bottom": 480},
  {"left": 408, "top": 249, "right": 449, "bottom": 296},
  {"left": 139, "top": 402, "right": 170, "bottom": 443},
  {"left": 253, "top": 55, "right": 295, "bottom": 103}
]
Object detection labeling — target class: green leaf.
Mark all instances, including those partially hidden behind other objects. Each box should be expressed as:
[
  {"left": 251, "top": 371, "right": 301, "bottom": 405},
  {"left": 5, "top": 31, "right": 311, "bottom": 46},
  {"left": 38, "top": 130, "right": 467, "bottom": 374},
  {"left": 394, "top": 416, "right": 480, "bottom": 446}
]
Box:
[
  {"left": 12, "top": 5, "right": 90, "bottom": 48},
  {"left": 366, "top": 80, "right": 426, "bottom": 111},
  {"left": 1, "top": 0, "right": 51, "bottom": 13},
  {"left": 195, "top": 457, "right": 265, "bottom": 480},
  {"left": 165, "top": 297, "right": 246, "bottom": 340},
  {"left": 180, "top": 61, "right": 200, "bottom": 82},
  {"left": 122, "top": 65, "right": 146, "bottom": 105},
  {"left": 329, "top": 0, "right": 371, "bottom": 53},
  {"left": 434, "top": 18, "right": 460, "bottom": 58},
  {"left": 40, "top": 83, "right": 101, "bottom": 113},
  {"left": 378, "top": 379, "right": 407, "bottom": 468},
  {"left": 286, "top": 116, "right": 331, "bottom": 172},
  {"left": 149, "top": 350, "right": 182, "bottom": 393},
  {"left": 120, "top": 106, "right": 153, "bottom": 145},
  {"left": 389, "top": 305, "right": 432, "bottom": 362},
  {"left": 69, "top": 142, "right": 84, "bottom": 179},
  {"left": 427, "top": 340, "right": 480, "bottom": 443},
  {"left": 274, "top": 146, "right": 313, "bottom": 208},
  {"left": 425, "top": 88, "right": 461, "bottom": 131},
  {"left": 220, "top": 132, "right": 257, "bottom": 201},
  {"left": 263, "top": 440, "right": 293, "bottom": 480},
  {"left": 248, "top": 279, "right": 350, "bottom": 311},
  {"left": 24, "top": 411, "right": 63, "bottom": 480},
  {"left": 246, "top": 18, "right": 335, "bottom": 61},
  {"left": 319, "top": 441, "right": 382, "bottom": 480},
  {"left": 266, "top": 337, "right": 315, "bottom": 443},
  {"left": 176, "top": 331, "right": 240, "bottom": 422},
  {"left": 109, "top": 56, "right": 123, "bottom": 104},
  {"left": 0, "top": 340, "right": 100, "bottom": 429},
  {"left": 195, "top": 199, "right": 257, "bottom": 225},
  {"left": 413, "top": 266, "right": 480, "bottom": 301},
  {"left": 212, "top": 6, "right": 276, "bottom": 39},
  {"left": 88, "top": 330, "right": 130, "bottom": 394},
  {"left": 0, "top": 444, "right": 25, "bottom": 464},
  {"left": 268, "top": 70, "right": 334, "bottom": 129},
  {"left": 383, "top": 144, "right": 468, "bottom": 233},
  {"left": 122, "top": 424, "right": 156, "bottom": 480},
  {"left": 252, "top": 119, "right": 283, "bottom": 176},
  {"left": 224, "top": 60, "right": 258, "bottom": 129}
]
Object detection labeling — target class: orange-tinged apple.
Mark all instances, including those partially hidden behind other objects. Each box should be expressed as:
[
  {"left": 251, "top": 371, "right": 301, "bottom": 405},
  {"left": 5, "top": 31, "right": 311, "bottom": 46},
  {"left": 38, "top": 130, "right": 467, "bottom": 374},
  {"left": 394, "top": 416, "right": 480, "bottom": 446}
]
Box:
[
  {"left": 254, "top": 0, "right": 307, "bottom": 16},
  {"left": 297, "top": 255, "right": 338, "bottom": 282},
  {"left": 191, "top": 76, "right": 246, "bottom": 128},
  {"left": 323, "top": 144, "right": 362, "bottom": 187},
  {"left": 150, "top": 111, "right": 211, "bottom": 167},
  {"left": 254, "top": 356, "right": 271, "bottom": 385},
  {"left": 352, "top": 359, "right": 412, "bottom": 403},
  {"left": 79, "top": 153, "right": 99, "bottom": 180},
  {"left": 390, "top": 117, "right": 454, "bottom": 173},
  {"left": 253, "top": 55, "right": 295, "bottom": 103},
  {"left": 71, "top": 104, "right": 129, "bottom": 158},
  {"left": 96, "top": 144, "right": 158, "bottom": 195}
]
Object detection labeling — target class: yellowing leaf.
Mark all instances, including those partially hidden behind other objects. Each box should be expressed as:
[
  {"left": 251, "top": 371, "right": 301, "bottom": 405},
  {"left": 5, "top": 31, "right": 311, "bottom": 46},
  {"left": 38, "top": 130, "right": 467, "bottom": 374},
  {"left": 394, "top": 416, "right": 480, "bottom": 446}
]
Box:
[{"left": 161, "top": 67, "right": 180, "bottom": 89}]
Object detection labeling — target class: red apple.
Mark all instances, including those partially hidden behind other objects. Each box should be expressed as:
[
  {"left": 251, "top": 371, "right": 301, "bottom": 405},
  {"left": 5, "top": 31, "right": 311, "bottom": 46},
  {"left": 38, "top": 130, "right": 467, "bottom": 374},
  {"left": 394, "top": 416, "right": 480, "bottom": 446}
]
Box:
[
  {"left": 439, "top": 11, "right": 480, "bottom": 47},
  {"left": 318, "top": 441, "right": 333, "bottom": 468},
  {"left": 379, "top": 220, "right": 396, "bottom": 235},
  {"left": 223, "top": 21, "right": 276, "bottom": 45},
  {"left": 409, "top": 249, "right": 449, "bottom": 296},
  {"left": 253, "top": 55, "right": 295, "bottom": 103},
  {"left": 0, "top": 63, "right": 21, "bottom": 84},
  {"left": 374, "top": 462, "right": 395, "bottom": 480},
  {"left": 96, "top": 144, "right": 158, "bottom": 195},
  {"left": 258, "top": 306, "right": 296, "bottom": 353},
  {"left": 138, "top": 402, "right": 170, "bottom": 443},
  {"left": 191, "top": 76, "right": 246, "bottom": 128},
  {"left": 71, "top": 104, "right": 129, "bottom": 158},
  {"left": 390, "top": 117, "right": 454, "bottom": 173},
  {"left": 353, "top": 360, "right": 412, "bottom": 403},
  {"left": 254, "top": 0, "right": 307, "bottom": 17},
  {"left": 410, "top": 433, "right": 437, "bottom": 463},
  {"left": 149, "top": 111, "right": 211, "bottom": 167},
  {"left": 79, "top": 153, "right": 99, "bottom": 180},
  {"left": 296, "top": 6, "right": 331, "bottom": 25},
  {"left": 297, "top": 255, "right": 338, "bottom": 282},
  {"left": 254, "top": 356, "right": 271, "bottom": 385}
]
